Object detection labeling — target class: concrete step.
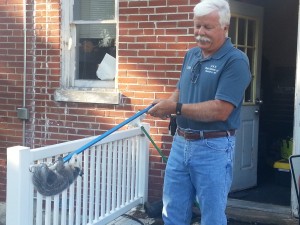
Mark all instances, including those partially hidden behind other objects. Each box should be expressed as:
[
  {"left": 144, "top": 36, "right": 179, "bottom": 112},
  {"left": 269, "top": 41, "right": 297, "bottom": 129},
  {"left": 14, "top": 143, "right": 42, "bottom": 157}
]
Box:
[{"left": 227, "top": 199, "right": 299, "bottom": 225}]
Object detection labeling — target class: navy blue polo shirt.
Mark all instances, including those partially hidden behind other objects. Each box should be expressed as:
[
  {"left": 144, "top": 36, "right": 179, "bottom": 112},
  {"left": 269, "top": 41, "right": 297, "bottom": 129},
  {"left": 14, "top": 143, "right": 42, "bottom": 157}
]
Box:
[{"left": 176, "top": 38, "right": 252, "bottom": 131}]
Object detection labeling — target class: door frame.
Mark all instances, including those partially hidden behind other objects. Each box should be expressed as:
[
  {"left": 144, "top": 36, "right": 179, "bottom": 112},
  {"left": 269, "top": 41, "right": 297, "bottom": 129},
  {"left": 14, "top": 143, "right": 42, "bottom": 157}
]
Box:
[
  {"left": 229, "top": 0, "right": 263, "bottom": 192},
  {"left": 230, "top": 0, "right": 300, "bottom": 217},
  {"left": 292, "top": 0, "right": 300, "bottom": 217}
]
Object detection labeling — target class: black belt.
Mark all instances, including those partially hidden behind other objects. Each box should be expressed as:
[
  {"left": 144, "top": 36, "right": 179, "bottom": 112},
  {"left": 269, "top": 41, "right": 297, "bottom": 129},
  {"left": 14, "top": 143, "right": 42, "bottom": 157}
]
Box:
[{"left": 177, "top": 128, "right": 235, "bottom": 140}]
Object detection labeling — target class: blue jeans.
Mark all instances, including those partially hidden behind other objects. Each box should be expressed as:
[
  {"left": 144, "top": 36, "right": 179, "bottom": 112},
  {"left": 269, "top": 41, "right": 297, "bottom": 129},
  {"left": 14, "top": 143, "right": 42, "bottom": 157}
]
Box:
[{"left": 162, "top": 133, "right": 235, "bottom": 225}]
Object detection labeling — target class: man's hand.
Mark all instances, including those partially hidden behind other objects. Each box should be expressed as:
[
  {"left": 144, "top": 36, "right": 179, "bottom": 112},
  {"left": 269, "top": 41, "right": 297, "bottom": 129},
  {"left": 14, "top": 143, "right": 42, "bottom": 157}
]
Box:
[{"left": 148, "top": 99, "right": 177, "bottom": 119}]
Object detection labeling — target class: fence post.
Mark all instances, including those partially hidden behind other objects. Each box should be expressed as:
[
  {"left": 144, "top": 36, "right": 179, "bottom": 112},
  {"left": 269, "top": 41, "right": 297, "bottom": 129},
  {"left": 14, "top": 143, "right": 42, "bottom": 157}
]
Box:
[
  {"left": 139, "top": 123, "right": 150, "bottom": 203},
  {"left": 6, "top": 146, "right": 33, "bottom": 225}
]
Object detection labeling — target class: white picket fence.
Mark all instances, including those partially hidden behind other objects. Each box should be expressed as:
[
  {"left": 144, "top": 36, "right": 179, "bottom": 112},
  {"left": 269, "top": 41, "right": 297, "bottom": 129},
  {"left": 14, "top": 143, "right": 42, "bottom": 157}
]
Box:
[{"left": 6, "top": 124, "right": 150, "bottom": 225}]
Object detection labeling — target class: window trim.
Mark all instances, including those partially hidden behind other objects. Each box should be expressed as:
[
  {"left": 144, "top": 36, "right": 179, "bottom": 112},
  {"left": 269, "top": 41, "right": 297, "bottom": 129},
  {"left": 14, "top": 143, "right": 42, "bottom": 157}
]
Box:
[{"left": 56, "top": 0, "right": 120, "bottom": 104}]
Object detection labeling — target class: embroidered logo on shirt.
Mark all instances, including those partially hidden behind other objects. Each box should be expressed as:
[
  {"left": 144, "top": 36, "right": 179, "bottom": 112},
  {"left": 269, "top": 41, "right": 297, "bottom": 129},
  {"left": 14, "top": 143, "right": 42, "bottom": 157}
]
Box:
[{"left": 205, "top": 65, "right": 219, "bottom": 74}]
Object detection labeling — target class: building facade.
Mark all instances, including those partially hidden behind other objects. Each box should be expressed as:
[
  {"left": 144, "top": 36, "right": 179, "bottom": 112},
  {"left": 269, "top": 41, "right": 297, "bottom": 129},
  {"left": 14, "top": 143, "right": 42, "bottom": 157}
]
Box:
[{"left": 0, "top": 0, "right": 199, "bottom": 202}]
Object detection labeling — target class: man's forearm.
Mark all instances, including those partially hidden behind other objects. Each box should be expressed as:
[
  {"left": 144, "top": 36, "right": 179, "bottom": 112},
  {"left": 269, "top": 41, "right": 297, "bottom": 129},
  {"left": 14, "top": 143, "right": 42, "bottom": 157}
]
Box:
[
  {"left": 181, "top": 100, "right": 234, "bottom": 122},
  {"left": 168, "top": 89, "right": 179, "bottom": 102}
]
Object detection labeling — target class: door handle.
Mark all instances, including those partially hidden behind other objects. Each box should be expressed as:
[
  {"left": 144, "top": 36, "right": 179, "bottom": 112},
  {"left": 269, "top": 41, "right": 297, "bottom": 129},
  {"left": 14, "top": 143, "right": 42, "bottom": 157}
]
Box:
[
  {"left": 255, "top": 109, "right": 260, "bottom": 114},
  {"left": 255, "top": 98, "right": 263, "bottom": 105}
]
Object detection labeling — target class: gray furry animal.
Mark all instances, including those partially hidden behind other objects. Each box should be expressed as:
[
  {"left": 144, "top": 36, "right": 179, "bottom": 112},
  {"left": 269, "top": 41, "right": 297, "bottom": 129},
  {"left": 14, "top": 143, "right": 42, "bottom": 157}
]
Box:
[{"left": 31, "top": 156, "right": 81, "bottom": 196}]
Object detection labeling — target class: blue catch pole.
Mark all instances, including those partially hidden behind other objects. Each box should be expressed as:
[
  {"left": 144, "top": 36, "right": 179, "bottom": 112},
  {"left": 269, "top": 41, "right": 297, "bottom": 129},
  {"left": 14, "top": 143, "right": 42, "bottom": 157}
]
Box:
[{"left": 63, "top": 105, "right": 153, "bottom": 163}]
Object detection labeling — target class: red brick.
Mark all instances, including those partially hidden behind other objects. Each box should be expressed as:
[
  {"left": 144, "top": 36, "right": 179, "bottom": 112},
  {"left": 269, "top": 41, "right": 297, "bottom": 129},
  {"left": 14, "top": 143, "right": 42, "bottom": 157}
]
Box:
[
  {"left": 149, "top": 0, "right": 167, "bottom": 7},
  {"left": 128, "top": 1, "right": 148, "bottom": 7}
]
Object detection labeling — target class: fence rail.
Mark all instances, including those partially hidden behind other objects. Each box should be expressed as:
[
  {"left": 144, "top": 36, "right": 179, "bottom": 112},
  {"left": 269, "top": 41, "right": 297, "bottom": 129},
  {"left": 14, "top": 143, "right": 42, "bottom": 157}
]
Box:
[{"left": 6, "top": 124, "right": 150, "bottom": 225}]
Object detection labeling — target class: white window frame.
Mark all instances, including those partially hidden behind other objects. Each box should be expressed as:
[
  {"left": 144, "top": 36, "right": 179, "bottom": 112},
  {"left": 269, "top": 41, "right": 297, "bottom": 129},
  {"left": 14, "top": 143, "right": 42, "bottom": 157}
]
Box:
[{"left": 55, "top": 0, "right": 120, "bottom": 104}]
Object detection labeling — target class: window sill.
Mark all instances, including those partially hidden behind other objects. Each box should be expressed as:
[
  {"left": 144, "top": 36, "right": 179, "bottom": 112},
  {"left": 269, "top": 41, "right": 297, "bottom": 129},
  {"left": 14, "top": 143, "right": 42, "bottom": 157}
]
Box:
[{"left": 54, "top": 88, "right": 120, "bottom": 104}]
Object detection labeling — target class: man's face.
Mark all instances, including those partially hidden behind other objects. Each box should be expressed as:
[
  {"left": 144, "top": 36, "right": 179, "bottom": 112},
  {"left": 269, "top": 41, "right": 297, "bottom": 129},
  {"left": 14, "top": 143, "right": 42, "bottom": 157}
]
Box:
[{"left": 194, "top": 10, "right": 228, "bottom": 57}]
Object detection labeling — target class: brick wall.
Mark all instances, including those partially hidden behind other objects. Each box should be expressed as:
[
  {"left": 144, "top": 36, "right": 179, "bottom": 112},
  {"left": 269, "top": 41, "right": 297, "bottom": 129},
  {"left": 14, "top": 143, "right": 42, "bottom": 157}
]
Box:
[
  {"left": 118, "top": 0, "right": 199, "bottom": 201},
  {"left": 0, "top": 0, "right": 198, "bottom": 202}
]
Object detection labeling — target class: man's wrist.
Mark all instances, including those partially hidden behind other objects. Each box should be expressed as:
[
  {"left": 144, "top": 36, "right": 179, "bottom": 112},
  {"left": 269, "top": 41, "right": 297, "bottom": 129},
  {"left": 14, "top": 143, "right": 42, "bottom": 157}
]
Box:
[{"left": 176, "top": 102, "right": 183, "bottom": 115}]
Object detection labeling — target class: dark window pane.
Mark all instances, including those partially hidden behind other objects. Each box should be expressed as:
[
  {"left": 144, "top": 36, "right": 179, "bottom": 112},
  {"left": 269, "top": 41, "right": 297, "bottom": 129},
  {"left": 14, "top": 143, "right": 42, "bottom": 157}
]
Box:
[
  {"left": 229, "top": 17, "right": 237, "bottom": 44},
  {"left": 248, "top": 20, "right": 256, "bottom": 47},
  {"left": 78, "top": 38, "right": 116, "bottom": 80},
  {"left": 238, "top": 18, "right": 246, "bottom": 45}
]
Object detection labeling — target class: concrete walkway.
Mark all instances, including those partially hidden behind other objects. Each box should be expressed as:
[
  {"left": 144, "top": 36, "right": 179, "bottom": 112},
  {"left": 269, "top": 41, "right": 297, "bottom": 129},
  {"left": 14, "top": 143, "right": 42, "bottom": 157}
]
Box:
[
  {"left": 1, "top": 200, "right": 299, "bottom": 225},
  {"left": 108, "top": 203, "right": 299, "bottom": 225},
  {"left": 108, "top": 199, "right": 299, "bottom": 225}
]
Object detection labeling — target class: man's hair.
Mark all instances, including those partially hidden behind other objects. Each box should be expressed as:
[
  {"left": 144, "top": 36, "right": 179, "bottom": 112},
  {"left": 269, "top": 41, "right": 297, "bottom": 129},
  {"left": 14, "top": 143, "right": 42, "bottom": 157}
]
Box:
[{"left": 193, "top": 0, "right": 231, "bottom": 28}]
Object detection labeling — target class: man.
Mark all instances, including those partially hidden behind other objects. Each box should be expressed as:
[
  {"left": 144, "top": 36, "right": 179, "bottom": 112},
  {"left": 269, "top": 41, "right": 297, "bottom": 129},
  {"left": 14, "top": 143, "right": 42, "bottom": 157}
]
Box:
[{"left": 147, "top": 0, "right": 252, "bottom": 224}]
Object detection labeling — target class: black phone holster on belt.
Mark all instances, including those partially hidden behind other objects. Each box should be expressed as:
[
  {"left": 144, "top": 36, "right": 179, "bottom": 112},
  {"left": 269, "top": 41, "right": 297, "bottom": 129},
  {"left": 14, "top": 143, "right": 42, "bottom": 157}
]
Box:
[{"left": 168, "top": 115, "right": 177, "bottom": 136}]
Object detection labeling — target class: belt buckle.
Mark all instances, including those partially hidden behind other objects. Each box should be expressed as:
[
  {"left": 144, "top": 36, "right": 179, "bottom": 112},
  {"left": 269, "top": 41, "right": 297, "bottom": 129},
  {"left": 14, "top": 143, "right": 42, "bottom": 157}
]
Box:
[
  {"left": 178, "top": 128, "right": 203, "bottom": 140},
  {"left": 183, "top": 131, "right": 190, "bottom": 139},
  {"left": 180, "top": 130, "right": 192, "bottom": 140},
  {"left": 187, "top": 132, "right": 196, "bottom": 140},
  {"left": 187, "top": 130, "right": 203, "bottom": 140}
]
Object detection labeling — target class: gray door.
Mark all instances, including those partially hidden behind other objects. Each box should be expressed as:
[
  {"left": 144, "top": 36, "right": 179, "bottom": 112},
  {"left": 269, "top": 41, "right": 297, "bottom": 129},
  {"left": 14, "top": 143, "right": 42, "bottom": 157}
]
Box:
[{"left": 229, "top": 1, "right": 263, "bottom": 191}]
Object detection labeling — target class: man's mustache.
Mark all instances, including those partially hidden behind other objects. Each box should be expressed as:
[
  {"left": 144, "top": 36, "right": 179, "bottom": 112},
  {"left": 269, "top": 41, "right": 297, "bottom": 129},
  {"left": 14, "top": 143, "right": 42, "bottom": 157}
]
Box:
[{"left": 195, "top": 35, "right": 211, "bottom": 43}]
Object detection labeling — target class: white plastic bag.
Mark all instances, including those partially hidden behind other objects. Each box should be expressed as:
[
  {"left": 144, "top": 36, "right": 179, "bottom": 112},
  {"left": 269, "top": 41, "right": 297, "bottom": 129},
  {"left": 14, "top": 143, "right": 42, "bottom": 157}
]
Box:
[{"left": 96, "top": 53, "right": 116, "bottom": 80}]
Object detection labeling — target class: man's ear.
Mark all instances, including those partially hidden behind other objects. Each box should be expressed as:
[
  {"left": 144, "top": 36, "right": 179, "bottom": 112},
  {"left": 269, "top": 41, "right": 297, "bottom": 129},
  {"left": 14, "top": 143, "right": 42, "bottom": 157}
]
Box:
[{"left": 224, "top": 26, "right": 229, "bottom": 37}]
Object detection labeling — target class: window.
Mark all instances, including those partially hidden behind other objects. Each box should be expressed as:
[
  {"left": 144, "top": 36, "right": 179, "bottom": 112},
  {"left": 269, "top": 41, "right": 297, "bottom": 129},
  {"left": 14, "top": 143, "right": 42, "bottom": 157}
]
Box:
[
  {"left": 55, "top": 0, "right": 120, "bottom": 104},
  {"left": 229, "top": 15, "right": 258, "bottom": 105}
]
